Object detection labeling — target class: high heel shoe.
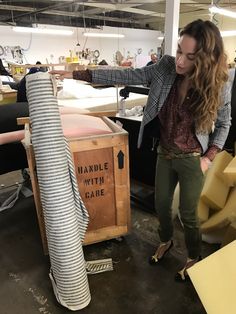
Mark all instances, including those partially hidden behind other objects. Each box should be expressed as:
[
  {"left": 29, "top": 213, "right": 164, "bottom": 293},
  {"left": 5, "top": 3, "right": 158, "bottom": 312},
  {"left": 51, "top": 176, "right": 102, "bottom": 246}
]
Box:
[
  {"left": 149, "top": 240, "right": 173, "bottom": 265},
  {"left": 175, "top": 256, "right": 202, "bottom": 282}
]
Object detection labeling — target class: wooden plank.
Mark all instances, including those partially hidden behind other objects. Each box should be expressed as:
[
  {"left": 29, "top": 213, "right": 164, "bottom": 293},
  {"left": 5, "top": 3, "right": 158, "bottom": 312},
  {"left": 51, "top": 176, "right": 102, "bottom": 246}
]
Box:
[
  {"left": 102, "top": 116, "right": 127, "bottom": 133},
  {"left": 0, "top": 90, "right": 17, "bottom": 105},
  {"left": 69, "top": 133, "right": 127, "bottom": 152},
  {"left": 83, "top": 225, "right": 129, "bottom": 245},
  {"left": 73, "top": 147, "right": 116, "bottom": 231},
  {"left": 16, "top": 113, "right": 119, "bottom": 127},
  {"left": 17, "top": 117, "right": 30, "bottom": 125},
  {"left": 113, "top": 143, "right": 131, "bottom": 227},
  {"left": 25, "top": 146, "right": 48, "bottom": 255},
  {"left": 85, "top": 110, "right": 117, "bottom": 117}
]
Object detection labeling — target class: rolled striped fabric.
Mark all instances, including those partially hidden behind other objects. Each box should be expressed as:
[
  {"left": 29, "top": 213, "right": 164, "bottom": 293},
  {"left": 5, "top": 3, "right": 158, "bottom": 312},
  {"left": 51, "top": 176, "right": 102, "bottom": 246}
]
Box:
[{"left": 26, "top": 72, "right": 91, "bottom": 310}]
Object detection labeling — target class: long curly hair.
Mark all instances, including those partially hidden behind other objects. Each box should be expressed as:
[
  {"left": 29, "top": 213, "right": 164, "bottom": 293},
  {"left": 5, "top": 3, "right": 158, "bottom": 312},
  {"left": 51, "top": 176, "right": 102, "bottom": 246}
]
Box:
[{"left": 180, "top": 19, "right": 229, "bottom": 133}]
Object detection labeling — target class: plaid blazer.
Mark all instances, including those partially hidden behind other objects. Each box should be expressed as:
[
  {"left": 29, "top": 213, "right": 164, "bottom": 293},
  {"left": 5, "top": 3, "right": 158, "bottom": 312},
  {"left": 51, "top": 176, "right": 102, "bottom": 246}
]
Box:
[{"left": 92, "top": 55, "right": 231, "bottom": 154}]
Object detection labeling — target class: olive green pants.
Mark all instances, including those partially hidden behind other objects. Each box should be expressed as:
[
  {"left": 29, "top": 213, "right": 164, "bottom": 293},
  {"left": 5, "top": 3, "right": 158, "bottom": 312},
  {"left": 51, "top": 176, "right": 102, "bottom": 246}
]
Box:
[{"left": 155, "top": 155, "right": 204, "bottom": 259}]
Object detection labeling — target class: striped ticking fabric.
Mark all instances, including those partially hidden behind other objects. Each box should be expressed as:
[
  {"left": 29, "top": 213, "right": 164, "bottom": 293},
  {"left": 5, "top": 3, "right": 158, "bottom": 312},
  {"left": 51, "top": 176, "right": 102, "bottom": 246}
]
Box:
[{"left": 26, "top": 72, "right": 91, "bottom": 310}]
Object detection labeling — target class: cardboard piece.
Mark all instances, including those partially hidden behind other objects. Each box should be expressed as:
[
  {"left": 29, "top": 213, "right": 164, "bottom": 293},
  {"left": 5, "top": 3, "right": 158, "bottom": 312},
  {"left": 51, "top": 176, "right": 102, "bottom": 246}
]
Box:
[{"left": 188, "top": 240, "right": 236, "bottom": 314}]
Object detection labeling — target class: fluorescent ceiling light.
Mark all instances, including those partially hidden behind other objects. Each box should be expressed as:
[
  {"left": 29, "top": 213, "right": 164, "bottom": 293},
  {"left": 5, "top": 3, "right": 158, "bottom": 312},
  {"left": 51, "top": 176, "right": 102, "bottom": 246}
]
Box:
[
  {"left": 158, "top": 36, "right": 164, "bottom": 40},
  {"left": 220, "top": 30, "right": 236, "bottom": 37},
  {"left": 12, "top": 26, "right": 73, "bottom": 36},
  {"left": 83, "top": 32, "right": 124, "bottom": 38},
  {"left": 209, "top": 6, "right": 236, "bottom": 19}
]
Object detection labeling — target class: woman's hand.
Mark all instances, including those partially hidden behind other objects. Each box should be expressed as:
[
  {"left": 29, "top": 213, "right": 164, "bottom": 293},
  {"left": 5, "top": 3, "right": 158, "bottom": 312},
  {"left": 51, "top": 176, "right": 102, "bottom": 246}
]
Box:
[
  {"left": 49, "top": 70, "right": 73, "bottom": 80},
  {"left": 200, "top": 156, "right": 212, "bottom": 173}
]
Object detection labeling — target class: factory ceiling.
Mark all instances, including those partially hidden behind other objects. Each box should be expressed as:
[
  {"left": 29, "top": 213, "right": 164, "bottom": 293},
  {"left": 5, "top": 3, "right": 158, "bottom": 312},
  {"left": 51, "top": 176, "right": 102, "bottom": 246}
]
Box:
[{"left": 0, "top": 1, "right": 235, "bottom": 32}]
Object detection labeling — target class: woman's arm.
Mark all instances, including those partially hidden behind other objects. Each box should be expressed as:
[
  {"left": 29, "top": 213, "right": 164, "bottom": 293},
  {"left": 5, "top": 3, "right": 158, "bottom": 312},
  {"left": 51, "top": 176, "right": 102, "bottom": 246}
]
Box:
[
  {"left": 49, "top": 56, "right": 174, "bottom": 86},
  {"left": 90, "top": 65, "right": 156, "bottom": 86},
  {"left": 50, "top": 65, "right": 157, "bottom": 86}
]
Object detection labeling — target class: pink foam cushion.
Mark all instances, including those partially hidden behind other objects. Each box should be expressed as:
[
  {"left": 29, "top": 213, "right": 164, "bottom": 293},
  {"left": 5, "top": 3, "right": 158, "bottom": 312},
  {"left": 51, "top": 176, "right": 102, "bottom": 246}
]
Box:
[
  {"left": 0, "top": 130, "right": 25, "bottom": 145},
  {"left": 0, "top": 113, "right": 112, "bottom": 145},
  {"left": 60, "top": 114, "right": 113, "bottom": 139},
  {"left": 59, "top": 106, "right": 90, "bottom": 115}
]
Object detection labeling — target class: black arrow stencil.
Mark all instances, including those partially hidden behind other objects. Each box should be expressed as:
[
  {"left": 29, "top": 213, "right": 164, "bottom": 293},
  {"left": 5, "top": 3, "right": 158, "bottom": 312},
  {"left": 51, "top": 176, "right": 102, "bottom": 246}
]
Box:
[{"left": 117, "top": 150, "right": 124, "bottom": 169}]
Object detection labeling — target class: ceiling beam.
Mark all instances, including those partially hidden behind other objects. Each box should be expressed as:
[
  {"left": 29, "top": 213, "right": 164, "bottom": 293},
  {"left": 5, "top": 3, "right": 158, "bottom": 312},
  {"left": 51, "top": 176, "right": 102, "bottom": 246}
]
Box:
[
  {"left": 82, "top": 1, "right": 164, "bottom": 17},
  {"left": 0, "top": 4, "right": 142, "bottom": 26}
]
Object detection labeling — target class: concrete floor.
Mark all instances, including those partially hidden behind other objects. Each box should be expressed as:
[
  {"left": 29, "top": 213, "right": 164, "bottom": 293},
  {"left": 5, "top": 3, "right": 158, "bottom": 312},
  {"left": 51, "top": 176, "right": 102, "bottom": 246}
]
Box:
[{"left": 0, "top": 173, "right": 219, "bottom": 314}]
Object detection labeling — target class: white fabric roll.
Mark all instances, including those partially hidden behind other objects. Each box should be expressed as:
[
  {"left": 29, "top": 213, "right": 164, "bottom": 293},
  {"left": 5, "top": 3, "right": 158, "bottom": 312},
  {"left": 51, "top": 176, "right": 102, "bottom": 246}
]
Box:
[{"left": 26, "top": 72, "right": 91, "bottom": 311}]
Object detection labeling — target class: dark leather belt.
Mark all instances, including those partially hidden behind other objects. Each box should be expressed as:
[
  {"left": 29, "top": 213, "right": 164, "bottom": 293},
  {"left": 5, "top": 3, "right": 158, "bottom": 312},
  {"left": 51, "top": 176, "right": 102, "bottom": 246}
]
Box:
[{"left": 158, "top": 147, "right": 201, "bottom": 160}]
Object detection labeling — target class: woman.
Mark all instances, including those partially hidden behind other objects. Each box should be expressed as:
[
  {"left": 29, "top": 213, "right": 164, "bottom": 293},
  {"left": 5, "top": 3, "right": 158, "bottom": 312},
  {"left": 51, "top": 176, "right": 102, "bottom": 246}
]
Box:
[{"left": 50, "top": 19, "right": 231, "bottom": 281}]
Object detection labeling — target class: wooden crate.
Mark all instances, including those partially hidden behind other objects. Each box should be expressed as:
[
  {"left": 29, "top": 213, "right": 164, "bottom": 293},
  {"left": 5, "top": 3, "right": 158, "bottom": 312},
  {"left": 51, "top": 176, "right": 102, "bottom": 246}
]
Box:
[{"left": 25, "top": 117, "right": 131, "bottom": 254}]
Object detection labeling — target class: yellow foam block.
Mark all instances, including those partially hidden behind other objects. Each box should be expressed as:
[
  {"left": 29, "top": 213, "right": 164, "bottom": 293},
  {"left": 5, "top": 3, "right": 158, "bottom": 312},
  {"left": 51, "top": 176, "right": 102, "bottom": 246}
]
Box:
[
  {"left": 200, "top": 151, "right": 233, "bottom": 211},
  {"left": 223, "top": 156, "right": 236, "bottom": 187},
  {"left": 197, "top": 199, "right": 209, "bottom": 223},
  {"left": 188, "top": 240, "right": 236, "bottom": 314},
  {"left": 201, "top": 186, "right": 236, "bottom": 233},
  {"left": 210, "top": 150, "right": 233, "bottom": 182},
  {"left": 201, "top": 173, "right": 230, "bottom": 211}
]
